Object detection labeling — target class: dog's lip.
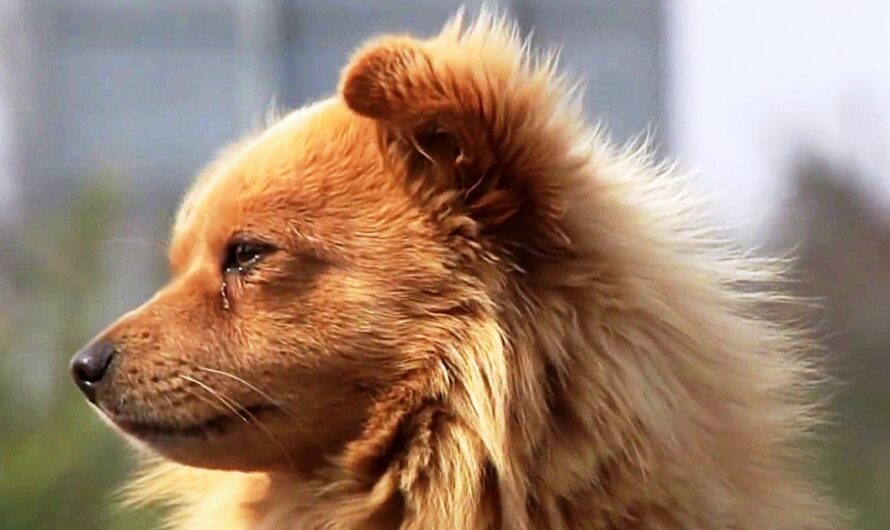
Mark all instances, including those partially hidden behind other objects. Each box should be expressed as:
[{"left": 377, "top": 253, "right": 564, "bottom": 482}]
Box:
[{"left": 112, "top": 404, "right": 280, "bottom": 439}]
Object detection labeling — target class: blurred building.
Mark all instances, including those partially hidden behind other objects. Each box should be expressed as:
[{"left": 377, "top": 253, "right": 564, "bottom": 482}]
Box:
[{"left": 8, "top": 0, "right": 665, "bottom": 218}]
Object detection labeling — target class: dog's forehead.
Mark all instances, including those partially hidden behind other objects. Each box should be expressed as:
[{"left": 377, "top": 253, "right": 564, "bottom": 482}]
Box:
[{"left": 168, "top": 98, "right": 377, "bottom": 269}]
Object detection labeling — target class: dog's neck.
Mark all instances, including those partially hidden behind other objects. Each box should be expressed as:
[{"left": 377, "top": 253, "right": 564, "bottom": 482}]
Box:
[{"left": 230, "top": 281, "right": 654, "bottom": 529}]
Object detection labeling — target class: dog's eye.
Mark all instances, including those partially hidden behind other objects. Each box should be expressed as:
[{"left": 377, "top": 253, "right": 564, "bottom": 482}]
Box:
[{"left": 223, "top": 242, "right": 270, "bottom": 274}]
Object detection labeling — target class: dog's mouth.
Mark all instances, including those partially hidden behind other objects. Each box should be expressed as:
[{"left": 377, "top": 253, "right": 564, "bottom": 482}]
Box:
[{"left": 113, "top": 404, "right": 280, "bottom": 439}]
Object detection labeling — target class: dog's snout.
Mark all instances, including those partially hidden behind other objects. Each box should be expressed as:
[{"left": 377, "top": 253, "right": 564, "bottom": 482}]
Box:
[{"left": 70, "top": 339, "right": 117, "bottom": 402}]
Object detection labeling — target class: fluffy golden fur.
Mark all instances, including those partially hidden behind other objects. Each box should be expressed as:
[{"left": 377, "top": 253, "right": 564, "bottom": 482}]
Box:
[{"left": 74, "top": 12, "right": 837, "bottom": 529}]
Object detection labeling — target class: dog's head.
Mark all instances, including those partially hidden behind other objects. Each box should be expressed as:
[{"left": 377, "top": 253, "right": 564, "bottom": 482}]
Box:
[{"left": 71, "top": 17, "right": 575, "bottom": 473}]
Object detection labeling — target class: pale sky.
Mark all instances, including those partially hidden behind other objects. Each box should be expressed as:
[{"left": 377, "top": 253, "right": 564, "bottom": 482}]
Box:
[{"left": 669, "top": 0, "right": 890, "bottom": 238}]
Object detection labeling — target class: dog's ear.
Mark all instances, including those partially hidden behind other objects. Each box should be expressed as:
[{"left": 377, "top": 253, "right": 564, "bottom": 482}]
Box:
[
  {"left": 339, "top": 36, "right": 434, "bottom": 124},
  {"left": 339, "top": 34, "right": 497, "bottom": 193},
  {"left": 339, "top": 18, "right": 578, "bottom": 260}
]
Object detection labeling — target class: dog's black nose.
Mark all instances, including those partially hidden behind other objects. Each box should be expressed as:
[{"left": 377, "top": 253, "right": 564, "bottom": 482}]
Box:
[{"left": 70, "top": 339, "right": 116, "bottom": 402}]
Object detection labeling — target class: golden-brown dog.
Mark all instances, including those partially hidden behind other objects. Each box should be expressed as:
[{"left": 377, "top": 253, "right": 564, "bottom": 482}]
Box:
[{"left": 70, "top": 12, "right": 838, "bottom": 529}]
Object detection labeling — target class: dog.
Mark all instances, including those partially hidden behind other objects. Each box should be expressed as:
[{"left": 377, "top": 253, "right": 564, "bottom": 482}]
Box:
[{"left": 70, "top": 12, "right": 838, "bottom": 529}]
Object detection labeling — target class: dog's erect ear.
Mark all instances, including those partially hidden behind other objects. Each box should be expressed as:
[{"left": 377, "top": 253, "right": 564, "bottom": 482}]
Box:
[
  {"left": 339, "top": 16, "right": 580, "bottom": 259},
  {"left": 339, "top": 36, "right": 436, "bottom": 124},
  {"left": 339, "top": 34, "right": 496, "bottom": 191}
]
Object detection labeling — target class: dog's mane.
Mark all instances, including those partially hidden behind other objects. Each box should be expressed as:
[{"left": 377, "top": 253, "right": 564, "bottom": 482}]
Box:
[{"left": 124, "top": 12, "right": 838, "bottom": 530}]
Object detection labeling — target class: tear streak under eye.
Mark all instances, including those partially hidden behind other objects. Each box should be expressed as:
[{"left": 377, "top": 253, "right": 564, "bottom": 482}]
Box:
[{"left": 220, "top": 280, "right": 231, "bottom": 310}]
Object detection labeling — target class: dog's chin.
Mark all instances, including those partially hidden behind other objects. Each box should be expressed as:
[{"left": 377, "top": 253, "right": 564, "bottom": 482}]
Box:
[
  {"left": 96, "top": 405, "right": 298, "bottom": 471},
  {"left": 134, "top": 433, "right": 290, "bottom": 471}
]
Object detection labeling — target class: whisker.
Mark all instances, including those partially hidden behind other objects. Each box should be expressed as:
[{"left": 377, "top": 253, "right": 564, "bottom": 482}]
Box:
[
  {"left": 179, "top": 375, "right": 249, "bottom": 423},
  {"left": 195, "top": 366, "right": 293, "bottom": 416},
  {"left": 179, "top": 374, "right": 296, "bottom": 469},
  {"left": 180, "top": 385, "right": 234, "bottom": 418}
]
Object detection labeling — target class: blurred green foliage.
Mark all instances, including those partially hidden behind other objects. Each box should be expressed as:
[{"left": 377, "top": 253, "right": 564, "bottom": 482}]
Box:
[
  {"left": 0, "top": 181, "right": 159, "bottom": 529},
  {"left": 824, "top": 390, "right": 890, "bottom": 530}
]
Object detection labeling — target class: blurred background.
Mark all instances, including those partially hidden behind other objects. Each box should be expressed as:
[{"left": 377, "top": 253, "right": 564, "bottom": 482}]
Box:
[{"left": 0, "top": 1, "right": 887, "bottom": 528}]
